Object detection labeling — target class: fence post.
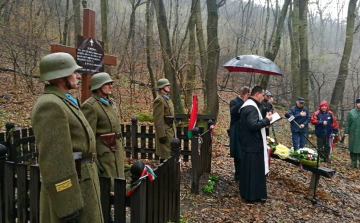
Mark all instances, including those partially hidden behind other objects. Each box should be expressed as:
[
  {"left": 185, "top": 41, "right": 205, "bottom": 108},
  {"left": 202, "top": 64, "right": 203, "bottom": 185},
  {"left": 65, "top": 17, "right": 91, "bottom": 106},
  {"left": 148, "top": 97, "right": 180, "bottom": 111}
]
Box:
[
  {"left": 29, "top": 165, "right": 40, "bottom": 223},
  {"left": 191, "top": 127, "right": 200, "bottom": 194},
  {"left": 170, "top": 138, "right": 181, "bottom": 222},
  {"left": 207, "top": 119, "right": 213, "bottom": 130},
  {"left": 5, "top": 122, "right": 14, "bottom": 162},
  {"left": 130, "top": 160, "right": 146, "bottom": 223},
  {"left": 0, "top": 144, "right": 7, "bottom": 223},
  {"left": 207, "top": 119, "right": 214, "bottom": 173},
  {"left": 131, "top": 118, "right": 138, "bottom": 159}
]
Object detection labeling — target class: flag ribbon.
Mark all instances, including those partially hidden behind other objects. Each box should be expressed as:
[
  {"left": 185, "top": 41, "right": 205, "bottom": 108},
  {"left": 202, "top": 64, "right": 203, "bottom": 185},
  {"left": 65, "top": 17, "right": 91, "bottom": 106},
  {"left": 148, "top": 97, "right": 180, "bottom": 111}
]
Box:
[
  {"left": 127, "top": 165, "right": 157, "bottom": 196},
  {"left": 329, "top": 135, "right": 334, "bottom": 154},
  {"left": 210, "top": 125, "right": 215, "bottom": 140},
  {"left": 187, "top": 93, "right": 198, "bottom": 139}
]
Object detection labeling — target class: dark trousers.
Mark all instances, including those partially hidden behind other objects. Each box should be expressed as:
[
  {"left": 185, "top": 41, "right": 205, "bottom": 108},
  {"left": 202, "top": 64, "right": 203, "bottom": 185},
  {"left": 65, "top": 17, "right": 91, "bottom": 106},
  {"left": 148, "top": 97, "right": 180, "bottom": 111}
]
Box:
[
  {"left": 350, "top": 152, "right": 360, "bottom": 167},
  {"left": 234, "top": 158, "right": 241, "bottom": 182},
  {"left": 317, "top": 137, "right": 330, "bottom": 161},
  {"left": 265, "top": 128, "right": 270, "bottom": 137},
  {"left": 292, "top": 132, "right": 306, "bottom": 150}
]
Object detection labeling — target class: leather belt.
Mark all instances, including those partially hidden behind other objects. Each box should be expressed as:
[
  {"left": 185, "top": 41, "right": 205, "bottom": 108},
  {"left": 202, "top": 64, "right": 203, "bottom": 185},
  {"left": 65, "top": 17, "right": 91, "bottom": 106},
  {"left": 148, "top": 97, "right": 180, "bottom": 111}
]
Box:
[
  {"left": 74, "top": 152, "right": 95, "bottom": 181},
  {"left": 81, "top": 153, "right": 95, "bottom": 164},
  {"left": 96, "top": 132, "right": 122, "bottom": 140}
]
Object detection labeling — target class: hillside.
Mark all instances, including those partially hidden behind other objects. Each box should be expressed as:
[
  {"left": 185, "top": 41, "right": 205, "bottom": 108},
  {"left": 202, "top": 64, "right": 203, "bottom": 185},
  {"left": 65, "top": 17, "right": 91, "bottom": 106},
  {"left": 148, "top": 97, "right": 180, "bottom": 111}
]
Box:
[{"left": 1, "top": 71, "right": 360, "bottom": 222}]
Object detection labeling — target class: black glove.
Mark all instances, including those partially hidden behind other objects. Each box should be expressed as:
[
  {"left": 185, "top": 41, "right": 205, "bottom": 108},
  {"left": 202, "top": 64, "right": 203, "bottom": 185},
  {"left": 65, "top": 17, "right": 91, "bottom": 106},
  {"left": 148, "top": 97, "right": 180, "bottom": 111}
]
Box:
[
  {"left": 98, "top": 165, "right": 105, "bottom": 175},
  {"left": 62, "top": 212, "right": 79, "bottom": 223},
  {"left": 159, "top": 137, "right": 167, "bottom": 144}
]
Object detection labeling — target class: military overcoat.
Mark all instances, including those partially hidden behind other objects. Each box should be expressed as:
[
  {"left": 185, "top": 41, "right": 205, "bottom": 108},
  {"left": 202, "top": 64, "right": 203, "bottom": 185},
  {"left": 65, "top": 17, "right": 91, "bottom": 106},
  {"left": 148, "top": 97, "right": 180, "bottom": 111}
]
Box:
[
  {"left": 81, "top": 92, "right": 125, "bottom": 190},
  {"left": 345, "top": 108, "right": 360, "bottom": 153},
  {"left": 153, "top": 92, "right": 176, "bottom": 158},
  {"left": 31, "top": 85, "right": 103, "bottom": 223}
]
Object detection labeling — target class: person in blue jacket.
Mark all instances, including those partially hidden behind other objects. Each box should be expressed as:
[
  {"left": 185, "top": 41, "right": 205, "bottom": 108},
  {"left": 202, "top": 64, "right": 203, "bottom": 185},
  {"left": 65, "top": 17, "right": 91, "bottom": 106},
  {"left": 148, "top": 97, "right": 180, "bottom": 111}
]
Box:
[
  {"left": 288, "top": 97, "right": 311, "bottom": 150},
  {"left": 311, "top": 100, "right": 338, "bottom": 162}
]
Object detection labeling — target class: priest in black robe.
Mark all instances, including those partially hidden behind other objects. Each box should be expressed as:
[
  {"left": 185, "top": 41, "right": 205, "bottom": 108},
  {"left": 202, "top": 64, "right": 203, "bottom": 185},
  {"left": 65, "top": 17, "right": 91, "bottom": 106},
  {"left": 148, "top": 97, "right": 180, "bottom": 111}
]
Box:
[{"left": 239, "top": 86, "right": 272, "bottom": 203}]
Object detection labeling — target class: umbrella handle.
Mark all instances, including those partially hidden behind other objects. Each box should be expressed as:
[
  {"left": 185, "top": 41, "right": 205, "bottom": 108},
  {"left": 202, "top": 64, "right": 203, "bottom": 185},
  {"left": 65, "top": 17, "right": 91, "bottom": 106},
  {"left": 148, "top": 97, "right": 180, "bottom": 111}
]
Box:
[{"left": 248, "top": 73, "right": 254, "bottom": 88}]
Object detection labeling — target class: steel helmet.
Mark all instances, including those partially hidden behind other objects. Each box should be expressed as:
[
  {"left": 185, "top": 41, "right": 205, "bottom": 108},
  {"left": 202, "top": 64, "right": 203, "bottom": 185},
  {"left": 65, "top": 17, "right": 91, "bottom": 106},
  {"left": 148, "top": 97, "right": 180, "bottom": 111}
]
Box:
[
  {"left": 157, "top": 78, "right": 170, "bottom": 89},
  {"left": 39, "top": 52, "right": 81, "bottom": 81},
  {"left": 90, "top": 72, "right": 113, "bottom": 90}
]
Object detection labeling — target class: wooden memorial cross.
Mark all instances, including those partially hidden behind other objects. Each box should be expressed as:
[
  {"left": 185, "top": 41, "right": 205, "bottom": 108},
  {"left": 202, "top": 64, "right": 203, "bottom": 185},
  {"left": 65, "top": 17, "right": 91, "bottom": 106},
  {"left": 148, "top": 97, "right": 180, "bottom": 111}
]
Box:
[{"left": 50, "top": 9, "right": 117, "bottom": 103}]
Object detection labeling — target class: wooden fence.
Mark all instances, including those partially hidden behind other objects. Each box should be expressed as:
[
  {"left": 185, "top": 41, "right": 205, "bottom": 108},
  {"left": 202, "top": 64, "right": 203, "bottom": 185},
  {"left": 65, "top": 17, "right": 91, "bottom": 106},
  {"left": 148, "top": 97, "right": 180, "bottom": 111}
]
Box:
[
  {"left": 0, "top": 115, "right": 215, "bottom": 164},
  {"left": 0, "top": 138, "right": 181, "bottom": 223},
  {"left": 0, "top": 115, "right": 213, "bottom": 222}
]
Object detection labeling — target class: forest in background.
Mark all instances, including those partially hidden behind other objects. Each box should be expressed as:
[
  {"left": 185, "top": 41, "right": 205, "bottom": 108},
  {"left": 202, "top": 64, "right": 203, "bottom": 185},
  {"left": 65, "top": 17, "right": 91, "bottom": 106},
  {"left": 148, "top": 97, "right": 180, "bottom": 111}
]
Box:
[{"left": 0, "top": 0, "right": 359, "bottom": 130}]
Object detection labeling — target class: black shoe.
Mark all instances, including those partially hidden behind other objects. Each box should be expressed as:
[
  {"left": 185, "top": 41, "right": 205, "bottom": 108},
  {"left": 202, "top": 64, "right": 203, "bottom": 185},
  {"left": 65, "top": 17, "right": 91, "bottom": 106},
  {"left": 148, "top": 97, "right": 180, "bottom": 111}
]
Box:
[{"left": 243, "top": 198, "right": 266, "bottom": 203}]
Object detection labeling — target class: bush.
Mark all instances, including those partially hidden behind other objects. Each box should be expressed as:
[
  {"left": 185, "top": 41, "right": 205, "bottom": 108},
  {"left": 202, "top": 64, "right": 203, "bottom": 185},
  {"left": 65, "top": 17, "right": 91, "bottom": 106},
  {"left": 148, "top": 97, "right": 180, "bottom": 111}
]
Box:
[
  {"left": 137, "top": 113, "right": 153, "bottom": 122},
  {"left": 208, "top": 175, "right": 219, "bottom": 181}
]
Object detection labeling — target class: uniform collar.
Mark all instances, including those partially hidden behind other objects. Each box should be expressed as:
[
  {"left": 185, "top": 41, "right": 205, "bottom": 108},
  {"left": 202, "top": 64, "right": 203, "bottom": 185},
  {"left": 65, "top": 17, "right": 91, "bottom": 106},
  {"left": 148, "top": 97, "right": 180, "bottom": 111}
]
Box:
[
  {"left": 44, "top": 85, "right": 79, "bottom": 107},
  {"left": 160, "top": 92, "right": 170, "bottom": 100},
  {"left": 92, "top": 92, "right": 111, "bottom": 105}
]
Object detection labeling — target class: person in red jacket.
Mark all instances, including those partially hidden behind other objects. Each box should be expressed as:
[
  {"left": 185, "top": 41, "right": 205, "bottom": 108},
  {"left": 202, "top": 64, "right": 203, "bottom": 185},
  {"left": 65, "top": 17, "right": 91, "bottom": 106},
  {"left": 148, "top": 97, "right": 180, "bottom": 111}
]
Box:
[{"left": 311, "top": 100, "right": 338, "bottom": 162}]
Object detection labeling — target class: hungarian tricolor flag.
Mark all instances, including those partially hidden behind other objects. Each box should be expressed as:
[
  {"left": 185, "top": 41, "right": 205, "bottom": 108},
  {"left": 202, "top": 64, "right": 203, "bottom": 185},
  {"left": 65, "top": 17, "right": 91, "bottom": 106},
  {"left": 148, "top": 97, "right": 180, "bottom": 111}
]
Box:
[{"left": 187, "top": 93, "right": 198, "bottom": 139}]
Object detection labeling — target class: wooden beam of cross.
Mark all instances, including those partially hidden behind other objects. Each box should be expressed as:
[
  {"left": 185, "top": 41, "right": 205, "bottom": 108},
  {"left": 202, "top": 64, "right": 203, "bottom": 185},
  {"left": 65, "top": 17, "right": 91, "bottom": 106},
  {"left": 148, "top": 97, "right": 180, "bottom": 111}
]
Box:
[{"left": 50, "top": 9, "right": 117, "bottom": 103}]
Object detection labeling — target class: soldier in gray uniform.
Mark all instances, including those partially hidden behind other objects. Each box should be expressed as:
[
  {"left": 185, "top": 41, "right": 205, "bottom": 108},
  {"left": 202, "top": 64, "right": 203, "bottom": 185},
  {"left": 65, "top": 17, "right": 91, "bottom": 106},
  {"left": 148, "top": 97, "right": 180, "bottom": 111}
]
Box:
[
  {"left": 81, "top": 72, "right": 125, "bottom": 191},
  {"left": 153, "top": 78, "right": 176, "bottom": 160},
  {"left": 31, "top": 52, "right": 103, "bottom": 223}
]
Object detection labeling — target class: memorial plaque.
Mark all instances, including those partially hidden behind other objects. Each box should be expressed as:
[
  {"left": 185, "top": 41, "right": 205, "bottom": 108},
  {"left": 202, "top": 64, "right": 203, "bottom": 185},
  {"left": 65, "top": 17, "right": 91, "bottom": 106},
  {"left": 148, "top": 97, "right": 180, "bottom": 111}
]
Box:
[{"left": 76, "top": 35, "right": 104, "bottom": 74}]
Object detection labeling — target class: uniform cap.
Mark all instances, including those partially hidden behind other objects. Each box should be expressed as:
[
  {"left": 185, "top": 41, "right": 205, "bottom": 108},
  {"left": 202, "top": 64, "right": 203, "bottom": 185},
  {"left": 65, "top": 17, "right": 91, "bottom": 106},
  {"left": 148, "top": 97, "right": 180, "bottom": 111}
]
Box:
[
  {"left": 297, "top": 97, "right": 305, "bottom": 103},
  {"left": 157, "top": 78, "right": 171, "bottom": 89},
  {"left": 90, "top": 72, "right": 113, "bottom": 90},
  {"left": 39, "top": 52, "right": 81, "bottom": 81}
]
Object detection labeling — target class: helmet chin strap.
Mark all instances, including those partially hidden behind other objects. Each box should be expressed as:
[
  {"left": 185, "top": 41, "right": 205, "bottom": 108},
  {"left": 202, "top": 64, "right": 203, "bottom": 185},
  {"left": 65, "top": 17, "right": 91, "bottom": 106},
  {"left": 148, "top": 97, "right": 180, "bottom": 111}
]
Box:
[
  {"left": 96, "top": 87, "right": 108, "bottom": 98},
  {"left": 162, "top": 86, "right": 170, "bottom": 94},
  {"left": 100, "top": 88, "right": 108, "bottom": 97},
  {"left": 64, "top": 77, "right": 72, "bottom": 90}
]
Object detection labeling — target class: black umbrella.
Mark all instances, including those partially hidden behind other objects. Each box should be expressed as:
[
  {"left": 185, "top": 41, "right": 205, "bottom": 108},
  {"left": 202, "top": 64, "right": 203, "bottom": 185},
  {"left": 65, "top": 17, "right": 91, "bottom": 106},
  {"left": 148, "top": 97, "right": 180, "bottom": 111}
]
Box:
[{"left": 223, "top": 55, "right": 282, "bottom": 76}]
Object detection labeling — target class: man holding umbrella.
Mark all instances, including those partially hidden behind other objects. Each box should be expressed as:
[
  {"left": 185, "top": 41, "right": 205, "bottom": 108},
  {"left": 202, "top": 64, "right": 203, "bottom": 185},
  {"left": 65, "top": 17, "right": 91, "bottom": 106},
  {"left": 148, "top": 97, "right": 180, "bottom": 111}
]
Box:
[
  {"left": 229, "top": 86, "right": 250, "bottom": 182},
  {"left": 261, "top": 90, "right": 273, "bottom": 136}
]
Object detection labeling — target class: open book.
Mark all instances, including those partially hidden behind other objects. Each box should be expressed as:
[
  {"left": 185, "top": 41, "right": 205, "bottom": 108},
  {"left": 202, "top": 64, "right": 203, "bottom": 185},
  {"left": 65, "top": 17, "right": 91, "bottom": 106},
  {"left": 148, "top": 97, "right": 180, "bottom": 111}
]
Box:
[{"left": 270, "top": 112, "right": 281, "bottom": 124}]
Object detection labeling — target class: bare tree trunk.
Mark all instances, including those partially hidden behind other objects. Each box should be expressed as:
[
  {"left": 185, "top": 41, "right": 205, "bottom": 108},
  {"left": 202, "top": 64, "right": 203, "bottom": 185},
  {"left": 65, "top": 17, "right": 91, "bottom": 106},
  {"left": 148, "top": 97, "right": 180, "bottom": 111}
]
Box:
[
  {"left": 258, "top": 0, "right": 290, "bottom": 89},
  {"left": 195, "top": 0, "right": 207, "bottom": 89},
  {"left": 298, "top": 0, "right": 309, "bottom": 106},
  {"left": 152, "top": 0, "right": 184, "bottom": 113},
  {"left": 330, "top": 0, "right": 358, "bottom": 112},
  {"left": 204, "top": 0, "right": 224, "bottom": 119},
  {"left": 289, "top": 0, "right": 300, "bottom": 103},
  {"left": 101, "top": 0, "right": 111, "bottom": 73},
  {"left": 263, "top": 0, "right": 270, "bottom": 55},
  {"left": 55, "top": 0, "right": 63, "bottom": 44},
  {"left": 1, "top": 0, "right": 13, "bottom": 25},
  {"left": 62, "top": 0, "right": 71, "bottom": 45},
  {"left": 117, "top": 0, "right": 145, "bottom": 72},
  {"left": 171, "top": 0, "right": 179, "bottom": 52},
  {"left": 72, "top": 0, "right": 81, "bottom": 45},
  {"left": 101, "top": 0, "right": 109, "bottom": 53},
  {"left": 184, "top": 0, "right": 197, "bottom": 112},
  {"left": 146, "top": 0, "right": 157, "bottom": 100},
  {"left": 266, "top": 0, "right": 278, "bottom": 52}
]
